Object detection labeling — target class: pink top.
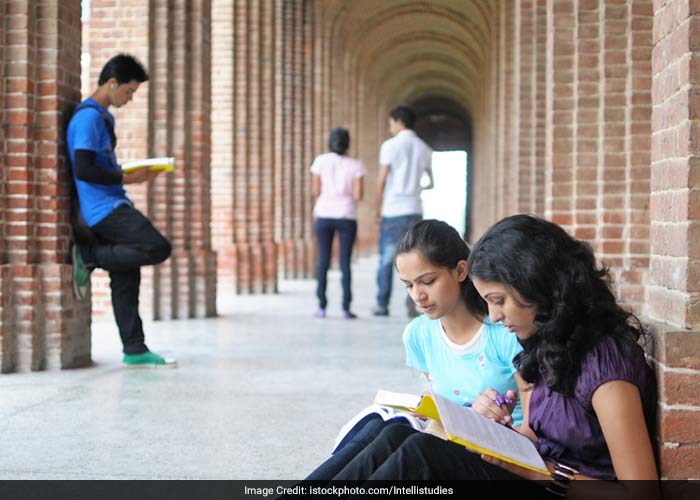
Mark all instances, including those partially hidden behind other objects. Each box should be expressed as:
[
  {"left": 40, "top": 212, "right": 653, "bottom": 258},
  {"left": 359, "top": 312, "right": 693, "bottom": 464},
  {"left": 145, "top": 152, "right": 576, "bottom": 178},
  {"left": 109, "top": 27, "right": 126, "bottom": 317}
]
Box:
[{"left": 311, "top": 152, "right": 366, "bottom": 219}]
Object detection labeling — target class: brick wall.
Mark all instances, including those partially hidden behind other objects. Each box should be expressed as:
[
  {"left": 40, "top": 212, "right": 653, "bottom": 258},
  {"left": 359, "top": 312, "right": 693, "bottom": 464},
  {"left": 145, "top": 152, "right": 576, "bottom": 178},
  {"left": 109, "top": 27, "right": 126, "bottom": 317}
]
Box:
[
  {"left": 468, "top": 1, "right": 652, "bottom": 314},
  {"left": 649, "top": 0, "right": 700, "bottom": 478},
  {"left": 0, "top": 0, "right": 90, "bottom": 371}
]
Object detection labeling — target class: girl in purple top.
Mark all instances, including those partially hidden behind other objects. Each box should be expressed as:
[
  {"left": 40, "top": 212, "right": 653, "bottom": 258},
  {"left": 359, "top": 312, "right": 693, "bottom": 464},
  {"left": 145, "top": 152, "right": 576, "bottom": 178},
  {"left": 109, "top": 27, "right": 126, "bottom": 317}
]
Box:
[{"left": 325, "top": 215, "right": 658, "bottom": 493}]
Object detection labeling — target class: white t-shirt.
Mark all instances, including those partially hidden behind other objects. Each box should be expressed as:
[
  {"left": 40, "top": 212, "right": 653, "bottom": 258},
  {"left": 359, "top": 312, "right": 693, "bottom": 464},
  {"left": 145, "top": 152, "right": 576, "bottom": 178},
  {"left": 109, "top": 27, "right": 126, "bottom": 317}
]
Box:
[
  {"left": 379, "top": 129, "right": 432, "bottom": 217},
  {"left": 310, "top": 152, "right": 366, "bottom": 219}
]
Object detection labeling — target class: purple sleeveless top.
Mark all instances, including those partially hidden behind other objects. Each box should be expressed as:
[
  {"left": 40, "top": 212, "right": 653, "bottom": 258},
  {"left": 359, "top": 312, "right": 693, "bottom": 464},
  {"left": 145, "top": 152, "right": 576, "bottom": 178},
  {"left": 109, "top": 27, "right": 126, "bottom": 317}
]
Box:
[{"left": 528, "top": 336, "right": 656, "bottom": 479}]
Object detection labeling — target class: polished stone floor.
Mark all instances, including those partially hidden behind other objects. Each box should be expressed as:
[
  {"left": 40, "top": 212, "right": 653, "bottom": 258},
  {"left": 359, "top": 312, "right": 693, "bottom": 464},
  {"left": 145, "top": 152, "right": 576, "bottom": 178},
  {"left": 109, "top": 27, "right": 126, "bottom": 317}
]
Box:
[{"left": 0, "top": 256, "right": 426, "bottom": 479}]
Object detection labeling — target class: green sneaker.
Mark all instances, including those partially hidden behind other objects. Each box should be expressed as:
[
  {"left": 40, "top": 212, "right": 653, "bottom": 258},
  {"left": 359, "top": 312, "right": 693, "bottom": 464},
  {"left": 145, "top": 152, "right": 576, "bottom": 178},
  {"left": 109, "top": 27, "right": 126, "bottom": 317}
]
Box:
[
  {"left": 123, "top": 351, "right": 177, "bottom": 368},
  {"left": 71, "top": 244, "right": 92, "bottom": 301}
]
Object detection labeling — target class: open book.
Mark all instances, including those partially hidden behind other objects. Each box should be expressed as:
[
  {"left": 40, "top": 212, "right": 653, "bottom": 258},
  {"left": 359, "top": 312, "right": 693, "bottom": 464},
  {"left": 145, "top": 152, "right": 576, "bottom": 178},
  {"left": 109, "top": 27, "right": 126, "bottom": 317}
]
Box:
[
  {"left": 121, "top": 156, "right": 175, "bottom": 174},
  {"left": 375, "top": 389, "right": 549, "bottom": 476}
]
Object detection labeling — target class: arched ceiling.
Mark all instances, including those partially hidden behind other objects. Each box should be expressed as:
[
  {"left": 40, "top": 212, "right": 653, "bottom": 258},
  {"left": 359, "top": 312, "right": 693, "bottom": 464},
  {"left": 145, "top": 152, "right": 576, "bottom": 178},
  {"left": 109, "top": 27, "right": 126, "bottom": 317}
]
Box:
[{"left": 320, "top": 0, "right": 494, "bottom": 117}]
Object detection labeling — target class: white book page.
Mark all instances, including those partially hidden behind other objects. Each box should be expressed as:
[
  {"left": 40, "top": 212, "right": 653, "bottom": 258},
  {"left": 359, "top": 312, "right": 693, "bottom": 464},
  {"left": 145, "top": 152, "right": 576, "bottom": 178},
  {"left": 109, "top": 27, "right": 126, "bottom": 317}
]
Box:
[
  {"left": 374, "top": 390, "right": 422, "bottom": 410},
  {"left": 431, "top": 392, "right": 546, "bottom": 472},
  {"left": 121, "top": 157, "right": 174, "bottom": 169}
]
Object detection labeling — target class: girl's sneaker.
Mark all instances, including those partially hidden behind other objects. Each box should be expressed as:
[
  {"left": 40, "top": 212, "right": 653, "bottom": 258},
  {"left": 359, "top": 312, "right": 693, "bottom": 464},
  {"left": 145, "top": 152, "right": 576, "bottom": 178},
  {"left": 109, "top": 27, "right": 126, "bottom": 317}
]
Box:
[
  {"left": 314, "top": 309, "right": 326, "bottom": 318},
  {"left": 343, "top": 310, "right": 357, "bottom": 319}
]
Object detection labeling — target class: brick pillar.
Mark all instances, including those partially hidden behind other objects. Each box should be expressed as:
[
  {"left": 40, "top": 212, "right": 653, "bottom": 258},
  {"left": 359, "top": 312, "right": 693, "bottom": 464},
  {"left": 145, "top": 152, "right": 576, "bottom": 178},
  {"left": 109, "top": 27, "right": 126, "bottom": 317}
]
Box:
[
  {"left": 212, "top": 0, "right": 278, "bottom": 294},
  {"left": 88, "top": 0, "right": 216, "bottom": 318},
  {"left": 516, "top": 0, "right": 532, "bottom": 212},
  {"left": 503, "top": 1, "right": 518, "bottom": 216},
  {"left": 190, "top": 0, "right": 218, "bottom": 316},
  {"left": 496, "top": 1, "right": 509, "bottom": 220},
  {"left": 590, "top": 0, "right": 653, "bottom": 312},
  {"left": 301, "top": 0, "right": 316, "bottom": 276},
  {"left": 574, "top": 0, "right": 601, "bottom": 244},
  {"left": 621, "top": 1, "right": 653, "bottom": 310},
  {"left": 534, "top": 0, "right": 547, "bottom": 216},
  {"left": 545, "top": 0, "right": 576, "bottom": 230},
  {"left": 0, "top": 0, "right": 90, "bottom": 372},
  {"left": 599, "top": 0, "right": 627, "bottom": 262},
  {"left": 515, "top": 0, "right": 546, "bottom": 215},
  {"left": 147, "top": 0, "right": 173, "bottom": 318},
  {"left": 210, "top": 0, "right": 234, "bottom": 288},
  {"left": 649, "top": 0, "right": 700, "bottom": 478},
  {"left": 277, "top": 0, "right": 315, "bottom": 279},
  {"left": 470, "top": 9, "right": 499, "bottom": 239}
]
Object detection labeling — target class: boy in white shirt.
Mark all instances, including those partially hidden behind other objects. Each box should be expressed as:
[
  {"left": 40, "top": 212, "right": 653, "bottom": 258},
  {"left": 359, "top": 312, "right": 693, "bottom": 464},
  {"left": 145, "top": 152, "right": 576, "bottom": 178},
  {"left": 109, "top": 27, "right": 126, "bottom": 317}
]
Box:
[{"left": 372, "top": 106, "right": 434, "bottom": 317}]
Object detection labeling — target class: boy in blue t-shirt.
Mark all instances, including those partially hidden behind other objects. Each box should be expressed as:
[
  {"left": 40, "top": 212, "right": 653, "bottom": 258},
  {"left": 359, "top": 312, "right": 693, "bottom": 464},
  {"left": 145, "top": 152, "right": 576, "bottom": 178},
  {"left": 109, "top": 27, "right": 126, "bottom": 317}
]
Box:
[{"left": 67, "top": 54, "right": 175, "bottom": 368}]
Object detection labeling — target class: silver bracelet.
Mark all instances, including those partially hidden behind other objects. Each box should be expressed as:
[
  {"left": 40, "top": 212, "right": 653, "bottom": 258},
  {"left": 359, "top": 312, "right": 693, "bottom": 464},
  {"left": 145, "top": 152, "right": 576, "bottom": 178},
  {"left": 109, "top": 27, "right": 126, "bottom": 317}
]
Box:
[{"left": 543, "top": 462, "right": 579, "bottom": 498}]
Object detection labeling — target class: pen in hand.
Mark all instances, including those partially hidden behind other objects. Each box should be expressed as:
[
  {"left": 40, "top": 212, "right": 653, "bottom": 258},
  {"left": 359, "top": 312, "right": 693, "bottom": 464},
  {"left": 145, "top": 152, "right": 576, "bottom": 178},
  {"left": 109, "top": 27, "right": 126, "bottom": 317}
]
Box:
[
  {"left": 492, "top": 392, "right": 514, "bottom": 427},
  {"left": 493, "top": 394, "right": 514, "bottom": 408}
]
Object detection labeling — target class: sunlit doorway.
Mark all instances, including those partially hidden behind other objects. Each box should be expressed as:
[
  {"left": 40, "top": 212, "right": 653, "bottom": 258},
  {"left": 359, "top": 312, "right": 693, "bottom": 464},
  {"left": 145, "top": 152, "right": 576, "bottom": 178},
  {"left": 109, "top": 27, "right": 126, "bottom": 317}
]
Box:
[{"left": 421, "top": 151, "right": 468, "bottom": 237}]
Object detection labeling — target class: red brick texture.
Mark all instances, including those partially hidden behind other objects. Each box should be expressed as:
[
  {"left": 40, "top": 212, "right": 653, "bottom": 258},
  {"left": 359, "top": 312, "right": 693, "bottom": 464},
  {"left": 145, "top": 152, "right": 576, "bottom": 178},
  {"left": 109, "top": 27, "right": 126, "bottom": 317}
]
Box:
[
  {"left": 211, "top": 0, "right": 316, "bottom": 294},
  {"left": 473, "top": 1, "right": 652, "bottom": 319},
  {"left": 650, "top": 0, "right": 700, "bottom": 477},
  {"left": 0, "top": 0, "right": 90, "bottom": 372}
]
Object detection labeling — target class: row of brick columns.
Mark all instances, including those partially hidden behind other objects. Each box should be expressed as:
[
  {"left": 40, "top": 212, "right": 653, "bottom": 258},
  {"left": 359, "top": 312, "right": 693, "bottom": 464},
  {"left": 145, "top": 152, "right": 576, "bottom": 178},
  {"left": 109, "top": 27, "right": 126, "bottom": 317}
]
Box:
[
  {"left": 0, "top": 0, "right": 325, "bottom": 370},
  {"left": 1, "top": 0, "right": 700, "bottom": 477},
  {"left": 210, "top": 0, "right": 316, "bottom": 294}
]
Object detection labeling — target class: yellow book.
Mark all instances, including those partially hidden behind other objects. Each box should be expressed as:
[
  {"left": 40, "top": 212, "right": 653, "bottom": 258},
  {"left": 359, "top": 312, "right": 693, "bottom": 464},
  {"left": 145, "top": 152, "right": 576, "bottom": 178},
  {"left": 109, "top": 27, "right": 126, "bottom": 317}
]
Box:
[
  {"left": 121, "top": 156, "right": 175, "bottom": 174},
  {"left": 374, "top": 390, "right": 550, "bottom": 476}
]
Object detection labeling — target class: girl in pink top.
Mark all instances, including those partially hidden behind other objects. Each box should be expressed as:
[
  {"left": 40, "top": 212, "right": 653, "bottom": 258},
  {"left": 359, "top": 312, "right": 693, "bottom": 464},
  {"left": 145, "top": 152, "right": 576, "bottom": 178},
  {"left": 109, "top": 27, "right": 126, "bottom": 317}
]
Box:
[{"left": 311, "top": 128, "right": 366, "bottom": 319}]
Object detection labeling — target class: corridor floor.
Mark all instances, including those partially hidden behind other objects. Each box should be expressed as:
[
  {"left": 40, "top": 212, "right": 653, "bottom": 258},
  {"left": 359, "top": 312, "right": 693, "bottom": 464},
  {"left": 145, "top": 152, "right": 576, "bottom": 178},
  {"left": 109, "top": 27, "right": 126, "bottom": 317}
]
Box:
[{"left": 0, "top": 256, "right": 425, "bottom": 479}]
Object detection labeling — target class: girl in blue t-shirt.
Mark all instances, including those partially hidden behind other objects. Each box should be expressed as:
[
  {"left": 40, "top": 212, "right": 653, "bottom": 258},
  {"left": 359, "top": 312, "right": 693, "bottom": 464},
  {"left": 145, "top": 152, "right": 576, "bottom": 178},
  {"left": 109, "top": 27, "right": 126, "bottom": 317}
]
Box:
[{"left": 303, "top": 219, "right": 523, "bottom": 480}]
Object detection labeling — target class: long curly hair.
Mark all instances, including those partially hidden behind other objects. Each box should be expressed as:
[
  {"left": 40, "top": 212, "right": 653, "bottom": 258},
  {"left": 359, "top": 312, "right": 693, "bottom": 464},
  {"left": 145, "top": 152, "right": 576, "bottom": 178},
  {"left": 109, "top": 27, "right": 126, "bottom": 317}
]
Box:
[
  {"left": 467, "top": 214, "right": 644, "bottom": 396},
  {"left": 396, "top": 219, "right": 487, "bottom": 320}
]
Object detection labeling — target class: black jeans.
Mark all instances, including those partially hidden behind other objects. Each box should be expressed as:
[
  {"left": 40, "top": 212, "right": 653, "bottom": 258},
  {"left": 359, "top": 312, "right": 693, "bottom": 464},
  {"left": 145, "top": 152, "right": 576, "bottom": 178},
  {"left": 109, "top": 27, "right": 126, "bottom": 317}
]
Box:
[
  {"left": 306, "top": 416, "right": 399, "bottom": 481},
  {"left": 332, "top": 423, "right": 521, "bottom": 480},
  {"left": 315, "top": 217, "right": 357, "bottom": 311},
  {"left": 83, "top": 204, "right": 171, "bottom": 354}
]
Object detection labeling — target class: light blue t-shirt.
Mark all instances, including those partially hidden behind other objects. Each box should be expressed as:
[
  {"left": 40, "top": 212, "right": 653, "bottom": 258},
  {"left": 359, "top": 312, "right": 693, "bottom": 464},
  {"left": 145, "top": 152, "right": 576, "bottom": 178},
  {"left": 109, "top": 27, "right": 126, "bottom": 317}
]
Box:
[
  {"left": 403, "top": 315, "right": 523, "bottom": 426},
  {"left": 66, "top": 98, "right": 130, "bottom": 227}
]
